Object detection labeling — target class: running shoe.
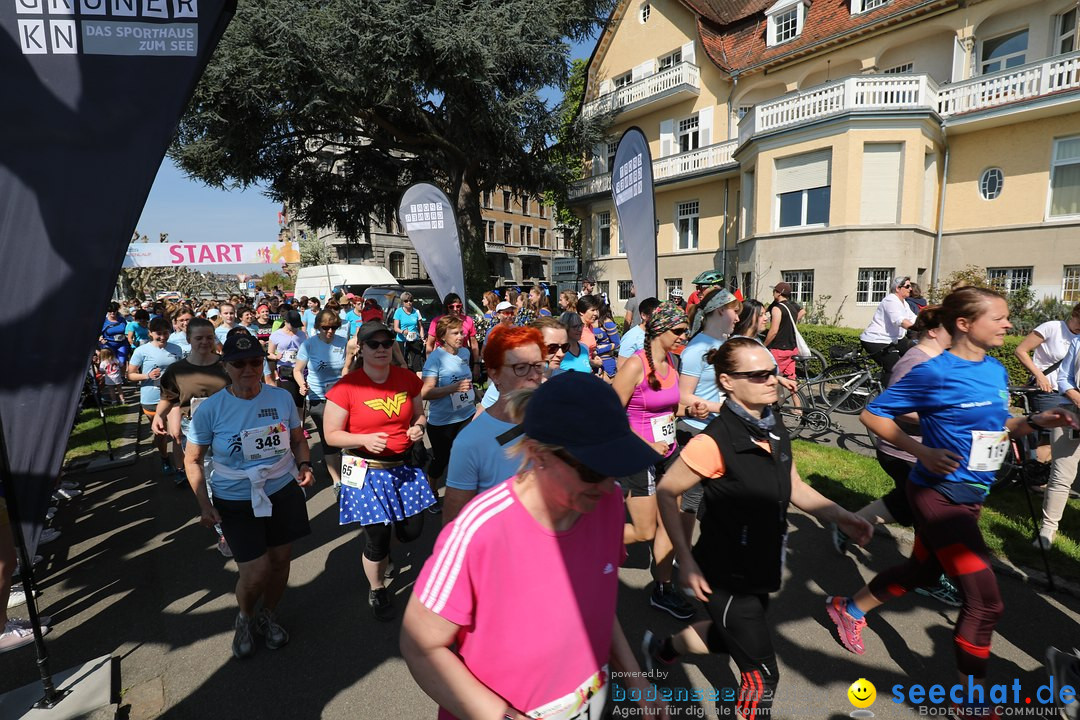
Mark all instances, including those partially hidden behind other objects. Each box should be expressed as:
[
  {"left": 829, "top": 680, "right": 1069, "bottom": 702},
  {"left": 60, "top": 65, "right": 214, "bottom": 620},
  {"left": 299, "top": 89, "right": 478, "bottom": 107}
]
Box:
[
  {"left": 427, "top": 498, "right": 443, "bottom": 515},
  {"left": 7, "top": 586, "right": 27, "bottom": 609},
  {"left": 384, "top": 558, "right": 396, "bottom": 579},
  {"left": 649, "top": 582, "right": 695, "bottom": 621},
  {"left": 59, "top": 480, "right": 79, "bottom": 491},
  {"left": 45, "top": 507, "right": 57, "bottom": 521},
  {"left": 1032, "top": 534, "right": 1054, "bottom": 551},
  {"left": 38, "top": 528, "right": 61, "bottom": 546},
  {"left": 641, "top": 629, "right": 672, "bottom": 676},
  {"left": 232, "top": 612, "right": 255, "bottom": 659},
  {"left": 161, "top": 459, "right": 175, "bottom": 475},
  {"left": 53, "top": 488, "right": 80, "bottom": 501},
  {"left": 8, "top": 616, "right": 51, "bottom": 629},
  {"left": 369, "top": 588, "right": 394, "bottom": 622},
  {"left": 254, "top": 608, "right": 289, "bottom": 650},
  {"left": 1047, "top": 647, "right": 1080, "bottom": 720},
  {"left": 173, "top": 470, "right": 187, "bottom": 488},
  {"left": 830, "top": 523, "right": 850, "bottom": 555},
  {"left": 826, "top": 596, "right": 867, "bottom": 655},
  {"left": 915, "top": 574, "right": 962, "bottom": 608},
  {"left": 0, "top": 621, "right": 36, "bottom": 654},
  {"left": 216, "top": 535, "right": 233, "bottom": 558}
]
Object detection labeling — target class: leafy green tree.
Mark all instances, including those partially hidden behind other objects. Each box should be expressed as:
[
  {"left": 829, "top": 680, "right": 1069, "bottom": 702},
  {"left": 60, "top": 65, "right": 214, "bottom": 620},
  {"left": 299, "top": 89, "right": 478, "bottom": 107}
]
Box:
[{"left": 172, "top": 0, "right": 614, "bottom": 298}]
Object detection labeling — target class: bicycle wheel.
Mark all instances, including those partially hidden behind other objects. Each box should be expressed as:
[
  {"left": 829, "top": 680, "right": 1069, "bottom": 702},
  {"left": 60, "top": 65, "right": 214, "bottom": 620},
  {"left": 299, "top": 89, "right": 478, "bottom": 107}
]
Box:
[
  {"left": 776, "top": 386, "right": 810, "bottom": 439},
  {"left": 795, "top": 348, "right": 826, "bottom": 384},
  {"left": 817, "top": 362, "right": 875, "bottom": 413}
]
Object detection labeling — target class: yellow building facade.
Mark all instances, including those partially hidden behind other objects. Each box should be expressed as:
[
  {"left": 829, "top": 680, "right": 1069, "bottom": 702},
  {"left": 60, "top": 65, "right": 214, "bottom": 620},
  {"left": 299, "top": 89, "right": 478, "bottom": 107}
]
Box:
[{"left": 570, "top": 0, "right": 1080, "bottom": 326}]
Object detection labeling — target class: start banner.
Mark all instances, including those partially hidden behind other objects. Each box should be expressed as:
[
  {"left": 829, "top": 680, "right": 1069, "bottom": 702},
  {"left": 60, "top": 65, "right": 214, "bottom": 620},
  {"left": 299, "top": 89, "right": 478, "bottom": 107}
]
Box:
[{"left": 123, "top": 240, "right": 301, "bottom": 267}]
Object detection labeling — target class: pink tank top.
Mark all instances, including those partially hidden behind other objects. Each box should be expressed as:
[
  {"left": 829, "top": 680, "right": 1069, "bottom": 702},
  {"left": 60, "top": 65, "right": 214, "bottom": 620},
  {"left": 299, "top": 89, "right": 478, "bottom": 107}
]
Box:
[{"left": 626, "top": 350, "right": 680, "bottom": 457}]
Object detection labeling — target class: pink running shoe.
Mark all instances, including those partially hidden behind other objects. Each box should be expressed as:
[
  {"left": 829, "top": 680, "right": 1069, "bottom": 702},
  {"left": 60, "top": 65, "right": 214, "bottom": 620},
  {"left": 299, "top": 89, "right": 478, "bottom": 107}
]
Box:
[{"left": 826, "top": 596, "right": 867, "bottom": 655}]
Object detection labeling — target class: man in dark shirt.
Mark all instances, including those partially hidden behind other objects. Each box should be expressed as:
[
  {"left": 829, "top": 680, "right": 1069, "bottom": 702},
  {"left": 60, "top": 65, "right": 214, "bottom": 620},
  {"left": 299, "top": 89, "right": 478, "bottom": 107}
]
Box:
[{"left": 764, "top": 281, "right": 805, "bottom": 379}]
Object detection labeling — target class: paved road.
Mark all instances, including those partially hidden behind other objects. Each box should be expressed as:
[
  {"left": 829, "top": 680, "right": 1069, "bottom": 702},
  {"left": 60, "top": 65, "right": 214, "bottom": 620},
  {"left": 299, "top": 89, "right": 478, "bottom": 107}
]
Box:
[{"left": 2, "top": 414, "right": 1077, "bottom": 720}]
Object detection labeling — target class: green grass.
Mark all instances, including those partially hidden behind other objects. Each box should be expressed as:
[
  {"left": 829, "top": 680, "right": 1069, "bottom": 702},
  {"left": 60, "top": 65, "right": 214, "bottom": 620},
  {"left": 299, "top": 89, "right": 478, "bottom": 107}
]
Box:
[
  {"left": 793, "top": 440, "right": 1080, "bottom": 584},
  {"left": 64, "top": 404, "right": 135, "bottom": 464}
]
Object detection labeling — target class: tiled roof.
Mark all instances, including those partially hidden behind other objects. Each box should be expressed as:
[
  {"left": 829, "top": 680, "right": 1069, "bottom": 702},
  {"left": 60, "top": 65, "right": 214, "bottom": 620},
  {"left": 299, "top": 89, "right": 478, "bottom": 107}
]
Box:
[{"left": 684, "top": 0, "right": 955, "bottom": 74}]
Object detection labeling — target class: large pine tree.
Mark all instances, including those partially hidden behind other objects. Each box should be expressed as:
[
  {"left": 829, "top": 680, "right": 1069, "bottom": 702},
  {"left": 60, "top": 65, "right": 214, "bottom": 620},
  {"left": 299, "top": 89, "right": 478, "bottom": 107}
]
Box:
[{"left": 172, "top": 0, "right": 614, "bottom": 296}]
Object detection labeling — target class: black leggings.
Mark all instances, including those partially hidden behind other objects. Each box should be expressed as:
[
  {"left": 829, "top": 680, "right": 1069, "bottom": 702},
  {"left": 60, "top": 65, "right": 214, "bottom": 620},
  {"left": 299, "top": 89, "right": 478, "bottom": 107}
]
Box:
[
  {"left": 874, "top": 450, "right": 916, "bottom": 527},
  {"left": 427, "top": 418, "right": 470, "bottom": 480},
  {"left": 868, "top": 482, "right": 1003, "bottom": 678},
  {"left": 363, "top": 513, "right": 425, "bottom": 562},
  {"left": 703, "top": 588, "right": 779, "bottom": 719}
]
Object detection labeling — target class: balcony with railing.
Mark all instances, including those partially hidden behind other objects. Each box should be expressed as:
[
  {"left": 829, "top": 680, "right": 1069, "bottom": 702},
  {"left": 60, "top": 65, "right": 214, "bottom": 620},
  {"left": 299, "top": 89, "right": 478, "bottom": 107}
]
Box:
[
  {"left": 937, "top": 49, "right": 1080, "bottom": 116},
  {"left": 582, "top": 62, "right": 701, "bottom": 120},
  {"left": 568, "top": 140, "right": 738, "bottom": 200}
]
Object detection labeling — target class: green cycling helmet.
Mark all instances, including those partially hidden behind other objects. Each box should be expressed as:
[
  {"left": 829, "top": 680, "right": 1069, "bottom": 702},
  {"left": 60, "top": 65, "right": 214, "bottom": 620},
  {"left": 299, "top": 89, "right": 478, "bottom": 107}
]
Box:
[{"left": 692, "top": 270, "right": 724, "bottom": 286}]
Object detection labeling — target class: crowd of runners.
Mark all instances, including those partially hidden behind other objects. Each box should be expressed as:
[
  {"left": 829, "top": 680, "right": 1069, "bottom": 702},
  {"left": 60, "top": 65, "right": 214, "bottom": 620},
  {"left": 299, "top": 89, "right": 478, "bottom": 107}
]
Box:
[{"left": 3, "top": 277, "right": 1080, "bottom": 719}]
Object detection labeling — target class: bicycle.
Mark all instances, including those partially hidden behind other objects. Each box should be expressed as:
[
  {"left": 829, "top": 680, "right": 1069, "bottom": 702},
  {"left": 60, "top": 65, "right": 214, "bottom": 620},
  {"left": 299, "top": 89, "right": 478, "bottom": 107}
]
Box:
[{"left": 776, "top": 347, "right": 884, "bottom": 439}]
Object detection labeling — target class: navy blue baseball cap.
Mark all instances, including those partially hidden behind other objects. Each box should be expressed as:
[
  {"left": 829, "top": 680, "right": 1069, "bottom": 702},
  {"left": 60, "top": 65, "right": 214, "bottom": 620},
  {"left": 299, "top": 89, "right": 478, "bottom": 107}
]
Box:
[{"left": 523, "top": 372, "right": 661, "bottom": 478}]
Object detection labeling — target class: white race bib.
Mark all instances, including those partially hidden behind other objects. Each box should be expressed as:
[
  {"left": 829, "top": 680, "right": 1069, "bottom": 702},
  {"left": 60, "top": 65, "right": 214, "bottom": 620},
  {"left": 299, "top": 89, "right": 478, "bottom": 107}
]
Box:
[
  {"left": 650, "top": 413, "right": 676, "bottom": 445},
  {"left": 340, "top": 456, "right": 368, "bottom": 489},
  {"left": 968, "top": 430, "right": 1010, "bottom": 472},
  {"left": 450, "top": 387, "right": 475, "bottom": 410},
  {"left": 240, "top": 423, "right": 289, "bottom": 462},
  {"left": 405, "top": 330, "right": 418, "bottom": 342},
  {"left": 279, "top": 350, "right": 298, "bottom": 364},
  {"left": 189, "top": 396, "right": 207, "bottom": 417},
  {"left": 527, "top": 667, "right": 608, "bottom": 720}
]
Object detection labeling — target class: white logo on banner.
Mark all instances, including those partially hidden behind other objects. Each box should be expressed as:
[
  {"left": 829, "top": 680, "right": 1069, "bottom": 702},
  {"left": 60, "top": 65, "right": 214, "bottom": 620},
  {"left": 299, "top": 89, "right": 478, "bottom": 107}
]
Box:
[
  {"left": 14, "top": 0, "right": 199, "bottom": 56},
  {"left": 613, "top": 153, "right": 644, "bottom": 206},
  {"left": 403, "top": 202, "right": 446, "bottom": 231}
]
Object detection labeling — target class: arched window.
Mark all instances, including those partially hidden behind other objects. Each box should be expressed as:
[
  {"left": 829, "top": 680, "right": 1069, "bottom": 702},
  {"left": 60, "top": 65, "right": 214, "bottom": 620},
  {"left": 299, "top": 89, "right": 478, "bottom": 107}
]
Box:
[{"left": 389, "top": 251, "right": 405, "bottom": 279}]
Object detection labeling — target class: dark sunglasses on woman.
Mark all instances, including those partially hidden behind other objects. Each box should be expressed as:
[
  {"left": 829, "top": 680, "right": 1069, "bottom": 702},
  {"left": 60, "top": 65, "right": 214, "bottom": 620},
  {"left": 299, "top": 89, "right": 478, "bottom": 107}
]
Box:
[{"left": 364, "top": 339, "right": 395, "bottom": 350}]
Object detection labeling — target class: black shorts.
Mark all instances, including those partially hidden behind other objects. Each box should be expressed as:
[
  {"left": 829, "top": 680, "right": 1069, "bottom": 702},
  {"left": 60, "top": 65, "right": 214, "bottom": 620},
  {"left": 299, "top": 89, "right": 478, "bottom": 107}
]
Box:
[
  {"left": 213, "top": 481, "right": 311, "bottom": 563},
  {"left": 277, "top": 366, "right": 305, "bottom": 408},
  {"left": 674, "top": 420, "right": 705, "bottom": 513},
  {"left": 622, "top": 453, "right": 676, "bottom": 499}
]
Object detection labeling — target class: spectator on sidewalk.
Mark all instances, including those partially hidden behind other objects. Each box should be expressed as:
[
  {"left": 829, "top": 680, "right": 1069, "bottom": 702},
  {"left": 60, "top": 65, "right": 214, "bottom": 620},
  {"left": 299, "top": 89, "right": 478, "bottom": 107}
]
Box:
[{"left": 764, "top": 282, "right": 805, "bottom": 380}]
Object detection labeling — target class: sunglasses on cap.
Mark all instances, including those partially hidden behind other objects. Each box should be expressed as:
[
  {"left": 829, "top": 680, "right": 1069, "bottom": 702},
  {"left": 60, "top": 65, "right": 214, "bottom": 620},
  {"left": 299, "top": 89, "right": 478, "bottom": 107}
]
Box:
[
  {"left": 552, "top": 449, "right": 608, "bottom": 484},
  {"left": 727, "top": 367, "right": 779, "bottom": 382},
  {"left": 228, "top": 359, "right": 263, "bottom": 369},
  {"left": 546, "top": 342, "right": 571, "bottom": 354},
  {"left": 364, "top": 339, "right": 395, "bottom": 350}
]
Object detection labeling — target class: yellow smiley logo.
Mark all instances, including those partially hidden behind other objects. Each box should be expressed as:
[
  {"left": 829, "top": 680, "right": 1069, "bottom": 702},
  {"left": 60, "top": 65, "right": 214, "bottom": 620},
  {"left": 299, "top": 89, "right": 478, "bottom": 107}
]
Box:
[{"left": 848, "top": 678, "right": 876, "bottom": 709}]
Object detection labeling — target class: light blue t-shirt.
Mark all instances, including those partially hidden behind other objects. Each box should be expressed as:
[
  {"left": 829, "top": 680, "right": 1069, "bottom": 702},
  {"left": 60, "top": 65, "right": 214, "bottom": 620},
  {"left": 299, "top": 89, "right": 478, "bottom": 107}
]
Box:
[
  {"left": 393, "top": 307, "right": 424, "bottom": 343},
  {"left": 422, "top": 346, "right": 475, "bottom": 425},
  {"left": 167, "top": 331, "right": 191, "bottom": 358},
  {"left": 297, "top": 335, "right": 348, "bottom": 400},
  {"left": 344, "top": 310, "right": 364, "bottom": 338},
  {"left": 126, "top": 321, "right": 150, "bottom": 347},
  {"left": 186, "top": 385, "right": 301, "bottom": 501},
  {"left": 445, "top": 411, "right": 522, "bottom": 494},
  {"left": 681, "top": 332, "right": 727, "bottom": 431},
  {"left": 619, "top": 325, "right": 646, "bottom": 358},
  {"left": 302, "top": 309, "right": 318, "bottom": 336},
  {"left": 130, "top": 342, "right": 183, "bottom": 406},
  {"left": 560, "top": 343, "right": 593, "bottom": 373},
  {"left": 215, "top": 323, "right": 240, "bottom": 346}
]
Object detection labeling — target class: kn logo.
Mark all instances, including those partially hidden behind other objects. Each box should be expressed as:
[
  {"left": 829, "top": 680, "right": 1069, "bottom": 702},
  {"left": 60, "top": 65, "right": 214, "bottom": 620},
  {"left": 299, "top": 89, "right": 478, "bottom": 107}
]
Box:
[{"left": 12, "top": 0, "right": 200, "bottom": 57}]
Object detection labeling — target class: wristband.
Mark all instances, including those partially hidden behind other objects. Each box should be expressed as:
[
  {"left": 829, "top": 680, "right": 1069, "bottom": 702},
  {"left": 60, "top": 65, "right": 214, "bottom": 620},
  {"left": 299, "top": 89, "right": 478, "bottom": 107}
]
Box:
[
  {"left": 297, "top": 460, "right": 313, "bottom": 471},
  {"left": 1025, "top": 413, "right": 1040, "bottom": 430}
]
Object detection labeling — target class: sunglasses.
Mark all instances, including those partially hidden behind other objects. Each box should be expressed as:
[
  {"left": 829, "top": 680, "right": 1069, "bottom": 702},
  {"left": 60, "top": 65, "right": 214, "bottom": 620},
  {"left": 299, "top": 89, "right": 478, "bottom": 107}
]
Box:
[
  {"left": 668, "top": 327, "right": 688, "bottom": 336},
  {"left": 448, "top": 303, "right": 464, "bottom": 310},
  {"left": 901, "top": 284, "right": 912, "bottom": 289},
  {"left": 228, "top": 359, "right": 263, "bottom": 369},
  {"left": 727, "top": 367, "right": 779, "bottom": 382},
  {"left": 509, "top": 362, "right": 545, "bottom": 377},
  {"left": 552, "top": 449, "right": 608, "bottom": 484},
  {"left": 546, "top": 342, "right": 571, "bottom": 355},
  {"left": 320, "top": 325, "right": 340, "bottom": 331},
  {"left": 364, "top": 339, "right": 395, "bottom": 350}
]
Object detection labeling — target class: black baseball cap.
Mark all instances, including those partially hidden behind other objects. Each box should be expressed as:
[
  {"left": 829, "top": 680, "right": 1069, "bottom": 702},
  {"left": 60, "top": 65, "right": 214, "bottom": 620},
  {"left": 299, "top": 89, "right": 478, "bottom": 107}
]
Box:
[
  {"left": 523, "top": 372, "right": 661, "bottom": 478},
  {"left": 221, "top": 333, "right": 266, "bottom": 363},
  {"left": 355, "top": 321, "right": 393, "bottom": 343}
]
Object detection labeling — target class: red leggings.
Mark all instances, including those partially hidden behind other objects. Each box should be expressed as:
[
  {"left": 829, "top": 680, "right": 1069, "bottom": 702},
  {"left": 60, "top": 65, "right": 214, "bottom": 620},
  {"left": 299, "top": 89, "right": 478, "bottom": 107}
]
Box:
[{"left": 868, "top": 482, "right": 1004, "bottom": 678}]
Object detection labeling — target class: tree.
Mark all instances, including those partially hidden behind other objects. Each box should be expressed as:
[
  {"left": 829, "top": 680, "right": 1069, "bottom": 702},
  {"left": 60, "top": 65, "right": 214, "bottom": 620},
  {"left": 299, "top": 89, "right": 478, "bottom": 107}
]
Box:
[
  {"left": 172, "top": 0, "right": 615, "bottom": 299},
  {"left": 299, "top": 234, "right": 333, "bottom": 267},
  {"left": 260, "top": 271, "right": 294, "bottom": 293}
]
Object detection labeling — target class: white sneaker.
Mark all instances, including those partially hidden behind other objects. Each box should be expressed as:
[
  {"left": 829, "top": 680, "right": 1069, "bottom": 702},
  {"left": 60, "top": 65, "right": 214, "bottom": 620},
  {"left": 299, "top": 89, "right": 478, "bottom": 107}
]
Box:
[
  {"left": 0, "top": 621, "right": 36, "bottom": 653},
  {"left": 38, "top": 528, "right": 61, "bottom": 545},
  {"left": 53, "top": 487, "right": 81, "bottom": 500},
  {"left": 1033, "top": 534, "right": 1054, "bottom": 550},
  {"left": 8, "top": 616, "right": 51, "bottom": 629},
  {"left": 7, "top": 586, "right": 27, "bottom": 609}
]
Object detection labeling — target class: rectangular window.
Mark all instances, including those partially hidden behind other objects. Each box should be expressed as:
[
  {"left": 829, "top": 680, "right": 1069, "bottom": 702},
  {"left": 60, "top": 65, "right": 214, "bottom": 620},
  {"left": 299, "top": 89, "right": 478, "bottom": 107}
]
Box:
[
  {"left": 597, "top": 212, "right": 611, "bottom": 256},
  {"left": 855, "top": 0, "right": 888, "bottom": 12},
  {"left": 678, "top": 116, "right": 699, "bottom": 153},
  {"left": 857, "top": 268, "right": 893, "bottom": 305},
  {"left": 775, "top": 7, "right": 799, "bottom": 43},
  {"left": 538, "top": 202, "right": 546, "bottom": 219},
  {"left": 1050, "top": 136, "right": 1080, "bottom": 218},
  {"left": 503, "top": 191, "right": 512, "bottom": 212},
  {"left": 1064, "top": 266, "right": 1080, "bottom": 302},
  {"left": 1057, "top": 8, "right": 1077, "bottom": 55},
  {"left": 775, "top": 149, "right": 831, "bottom": 229},
  {"left": 521, "top": 197, "right": 530, "bottom": 216},
  {"left": 503, "top": 222, "right": 513, "bottom": 244},
  {"left": 883, "top": 62, "right": 914, "bottom": 74},
  {"left": 980, "top": 29, "right": 1028, "bottom": 74},
  {"left": 596, "top": 281, "right": 610, "bottom": 300},
  {"left": 665, "top": 278, "right": 683, "bottom": 298},
  {"left": 677, "top": 201, "right": 700, "bottom": 250},
  {"left": 987, "top": 267, "right": 1032, "bottom": 293},
  {"left": 486, "top": 220, "right": 496, "bottom": 243},
  {"left": 618, "top": 280, "right": 633, "bottom": 301},
  {"left": 781, "top": 270, "right": 815, "bottom": 304},
  {"left": 737, "top": 105, "right": 753, "bottom": 119},
  {"left": 539, "top": 228, "right": 547, "bottom": 248},
  {"left": 613, "top": 72, "right": 633, "bottom": 89},
  {"left": 658, "top": 49, "right": 682, "bottom": 71},
  {"left": 607, "top": 140, "right": 619, "bottom": 171},
  {"left": 742, "top": 272, "right": 753, "bottom": 297}
]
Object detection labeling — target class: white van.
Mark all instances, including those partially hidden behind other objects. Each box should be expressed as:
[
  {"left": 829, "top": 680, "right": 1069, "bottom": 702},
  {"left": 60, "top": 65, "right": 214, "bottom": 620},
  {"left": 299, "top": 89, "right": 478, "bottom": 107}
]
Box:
[{"left": 293, "top": 264, "right": 399, "bottom": 300}]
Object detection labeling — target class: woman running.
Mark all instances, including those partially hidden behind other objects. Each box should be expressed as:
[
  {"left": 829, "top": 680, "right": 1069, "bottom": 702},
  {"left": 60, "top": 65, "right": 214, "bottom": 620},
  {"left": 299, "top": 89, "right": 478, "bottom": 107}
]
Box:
[
  {"left": 323, "top": 321, "right": 435, "bottom": 621},
  {"left": 612, "top": 302, "right": 706, "bottom": 621},
  {"left": 826, "top": 288, "right": 1077, "bottom": 713},
  {"left": 421, "top": 315, "right": 476, "bottom": 509},
  {"left": 646, "top": 337, "right": 871, "bottom": 718},
  {"left": 557, "top": 312, "right": 597, "bottom": 374},
  {"left": 593, "top": 301, "right": 623, "bottom": 379}
]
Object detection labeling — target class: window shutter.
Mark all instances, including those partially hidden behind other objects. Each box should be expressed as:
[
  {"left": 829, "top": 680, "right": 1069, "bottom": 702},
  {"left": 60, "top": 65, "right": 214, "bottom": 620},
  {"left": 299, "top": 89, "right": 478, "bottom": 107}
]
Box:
[
  {"left": 641, "top": 59, "right": 656, "bottom": 77},
  {"left": 951, "top": 36, "right": 967, "bottom": 82},
  {"left": 660, "top": 119, "right": 674, "bottom": 157},
  {"left": 698, "top": 107, "right": 712, "bottom": 147},
  {"left": 600, "top": 78, "right": 613, "bottom": 95},
  {"left": 922, "top": 153, "right": 938, "bottom": 228},
  {"left": 632, "top": 63, "right": 646, "bottom": 81},
  {"left": 860, "top": 143, "right": 902, "bottom": 224},
  {"left": 592, "top": 215, "right": 599, "bottom": 256},
  {"left": 681, "top": 40, "right": 695, "bottom": 65},
  {"left": 593, "top": 143, "right": 605, "bottom": 174},
  {"left": 775, "top": 150, "right": 831, "bottom": 194}
]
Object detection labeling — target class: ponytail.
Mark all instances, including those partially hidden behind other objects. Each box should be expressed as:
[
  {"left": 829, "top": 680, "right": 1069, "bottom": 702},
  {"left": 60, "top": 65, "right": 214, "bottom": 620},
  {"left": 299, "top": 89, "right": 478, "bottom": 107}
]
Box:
[{"left": 644, "top": 330, "right": 661, "bottom": 391}]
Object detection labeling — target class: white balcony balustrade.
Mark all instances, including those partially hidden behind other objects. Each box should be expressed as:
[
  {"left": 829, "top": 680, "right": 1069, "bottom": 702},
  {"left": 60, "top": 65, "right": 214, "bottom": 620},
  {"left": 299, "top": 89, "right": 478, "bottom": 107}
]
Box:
[{"left": 582, "top": 62, "right": 701, "bottom": 120}]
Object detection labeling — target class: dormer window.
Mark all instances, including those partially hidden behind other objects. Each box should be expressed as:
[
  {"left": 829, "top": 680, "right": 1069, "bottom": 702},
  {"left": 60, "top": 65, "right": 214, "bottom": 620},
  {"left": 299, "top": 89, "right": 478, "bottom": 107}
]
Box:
[
  {"left": 852, "top": 0, "right": 887, "bottom": 14},
  {"left": 766, "top": 0, "right": 809, "bottom": 47}
]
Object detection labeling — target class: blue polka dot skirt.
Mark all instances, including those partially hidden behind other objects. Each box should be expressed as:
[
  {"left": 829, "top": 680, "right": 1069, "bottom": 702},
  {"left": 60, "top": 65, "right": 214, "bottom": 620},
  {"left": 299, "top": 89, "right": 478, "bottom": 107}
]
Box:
[{"left": 338, "top": 465, "right": 436, "bottom": 526}]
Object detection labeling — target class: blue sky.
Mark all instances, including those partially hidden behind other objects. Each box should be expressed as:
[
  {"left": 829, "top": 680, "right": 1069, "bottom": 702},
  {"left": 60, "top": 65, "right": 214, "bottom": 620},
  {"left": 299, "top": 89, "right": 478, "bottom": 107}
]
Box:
[{"left": 135, "top": 36, "right": 597, "bottom": 254}]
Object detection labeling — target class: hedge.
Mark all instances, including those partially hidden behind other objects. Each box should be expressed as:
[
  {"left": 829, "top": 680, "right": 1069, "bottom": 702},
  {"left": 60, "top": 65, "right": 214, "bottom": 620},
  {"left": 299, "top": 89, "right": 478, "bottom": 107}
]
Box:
[{"left": 800, "top": 325, "right": 1028, "bottom": 388}]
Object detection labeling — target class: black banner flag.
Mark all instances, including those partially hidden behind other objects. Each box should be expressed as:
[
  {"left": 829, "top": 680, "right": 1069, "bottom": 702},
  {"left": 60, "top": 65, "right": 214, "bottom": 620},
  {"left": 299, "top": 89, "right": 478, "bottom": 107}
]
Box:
[{"left": 0, "top": 0, "right": 236, "bottom": 552}]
